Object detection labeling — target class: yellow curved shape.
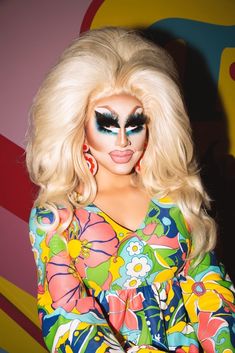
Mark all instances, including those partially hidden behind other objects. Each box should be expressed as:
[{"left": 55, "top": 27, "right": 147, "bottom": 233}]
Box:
[
  {"left": 0, "top": 309, "right": 47, "bottom": 353},
  {"left": 218, "top": 48, "right": 235, "bottom": 156},
  {"left": 0, "top": 275, "right": 39, "bottom": 327},
  {"left": 91, "top": 0, "right": 235, "bottom": 29}
]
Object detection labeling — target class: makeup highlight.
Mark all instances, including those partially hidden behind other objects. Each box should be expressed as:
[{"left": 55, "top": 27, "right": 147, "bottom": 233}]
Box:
[{"left": 94, "top": 107, "right": 147, "bottom": 136}]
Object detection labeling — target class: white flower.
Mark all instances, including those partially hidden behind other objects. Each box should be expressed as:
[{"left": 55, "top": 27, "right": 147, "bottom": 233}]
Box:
[
  {"left": 127, "top": 241, "right": 143, "bottom": 255},
  {"left": 152, "top": 283, "right": 167, "bottom": 311},
  {"left": 124, "top": 277, "right": 141, "bottom": 289},
  {"left": 126, "top": 256, "right": 151, "bottom": 278},
  {"left": 155, "top": 333, "right": 161, "bottom": 341}
]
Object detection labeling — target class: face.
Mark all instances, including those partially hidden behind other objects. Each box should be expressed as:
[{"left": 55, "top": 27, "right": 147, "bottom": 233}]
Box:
[{"left": 85, "top": 93, "right": 148, "bottom": 176}]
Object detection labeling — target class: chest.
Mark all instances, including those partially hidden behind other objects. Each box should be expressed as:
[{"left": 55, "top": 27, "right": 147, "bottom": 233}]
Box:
[{"left": 67, "top": 201, "right": 191, "bottom": 292}]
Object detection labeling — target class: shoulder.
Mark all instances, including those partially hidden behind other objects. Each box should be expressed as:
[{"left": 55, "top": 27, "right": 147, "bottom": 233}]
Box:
[
  {"left": 29, "top": 204, "right": 72, "bottom": 235},
  {"left": 151, "top": 197, "right": 191, "bottom": 237}
]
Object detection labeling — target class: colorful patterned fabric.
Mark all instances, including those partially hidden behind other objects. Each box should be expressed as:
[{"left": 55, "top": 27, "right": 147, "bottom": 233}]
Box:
[{"left": 29, "top": 198, "right": 235, "bottom": 353}]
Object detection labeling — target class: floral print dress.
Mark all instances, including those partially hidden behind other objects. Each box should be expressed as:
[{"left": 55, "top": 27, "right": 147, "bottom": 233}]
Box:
[{"left": 29, "top": 198, "right": 235, "bottom": 353}]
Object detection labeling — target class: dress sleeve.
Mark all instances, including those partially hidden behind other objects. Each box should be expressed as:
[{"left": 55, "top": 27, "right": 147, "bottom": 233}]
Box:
[
  {"left": 29, "top": 206, "right": 125, "bottom": 353},
  {"left": 179, "top": 250, "right": 235, "bottom": 351}
]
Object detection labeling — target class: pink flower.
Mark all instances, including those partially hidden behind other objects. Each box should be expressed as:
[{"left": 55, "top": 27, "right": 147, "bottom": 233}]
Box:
[
  {"left": 46, "top": 252, "right": 102, "bottom": 314},
  {"left": 107, "top": 290, "right": 144, "bottom": 331},
  {"left": 197, "top": 311, "right": 227, "bottom": 351},
  {"left": 72, "top": 209, "right": 119, "bottom": 268}
]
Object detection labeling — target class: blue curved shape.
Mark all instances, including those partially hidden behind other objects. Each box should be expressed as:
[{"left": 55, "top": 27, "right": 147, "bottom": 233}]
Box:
[
  {"left": 148, "top": 19, "right": 235, "bottom": 121},
  {"left": 150, "top": 19, "right": 235, "bottom": 83}
]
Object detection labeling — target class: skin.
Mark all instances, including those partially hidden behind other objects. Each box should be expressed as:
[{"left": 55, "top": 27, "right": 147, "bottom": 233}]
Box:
[{"left": 85, "top": 93, "right": 151, "bottom": 231}]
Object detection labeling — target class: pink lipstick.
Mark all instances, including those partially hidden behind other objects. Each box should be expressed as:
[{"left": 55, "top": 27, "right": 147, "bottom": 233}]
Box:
[{"left": 109, "top": 150, "right": 134, "bottom": 164}]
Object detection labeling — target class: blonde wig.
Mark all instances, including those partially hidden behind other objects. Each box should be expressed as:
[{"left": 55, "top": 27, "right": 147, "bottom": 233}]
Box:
[{"left": 26, "top": 27, "right": 216, "bottom": 262}]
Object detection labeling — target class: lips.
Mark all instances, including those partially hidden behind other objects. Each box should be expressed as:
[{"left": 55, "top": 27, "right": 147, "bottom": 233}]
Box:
[{"left": 109, "top": 150, "right": 134, "bottom": 164}]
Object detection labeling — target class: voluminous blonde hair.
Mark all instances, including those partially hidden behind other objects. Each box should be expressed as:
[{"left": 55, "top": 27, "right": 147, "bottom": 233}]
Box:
[{"left": 26, "top": 26, "right": 216, "bottom": 261}]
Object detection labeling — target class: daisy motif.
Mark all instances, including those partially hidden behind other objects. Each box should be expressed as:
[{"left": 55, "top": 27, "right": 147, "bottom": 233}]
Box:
[
  {"left": 124, "top": 277, "right": 142, "bottom": 289},
  {"left": 127, "top": 241, "right": 143, "bottom": 255},
  {"left": 127, "top": 256, "right": 151, "bottom": 278}
]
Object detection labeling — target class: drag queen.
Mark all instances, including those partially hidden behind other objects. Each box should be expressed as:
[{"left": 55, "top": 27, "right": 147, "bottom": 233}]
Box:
[{"left": 27, "top": 27, "right": 235, "bottom": 352}]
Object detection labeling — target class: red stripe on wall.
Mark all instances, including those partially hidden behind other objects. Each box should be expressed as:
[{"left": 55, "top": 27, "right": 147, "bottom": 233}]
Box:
[
  {"left": 80, "top": 0, "right": 105, "bottom": 33},
  {"left": 0, "top": 293, "right": 46, "bottom": 348},
  {"left": 1, "top": 135, "right": 38, "bottom": 222}
]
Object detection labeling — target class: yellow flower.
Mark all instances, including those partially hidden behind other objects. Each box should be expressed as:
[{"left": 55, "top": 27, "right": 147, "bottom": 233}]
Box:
[
  {"left": 180, "top": 271, "right": 234, "bottom": 322},
  {"left": 96, "top": 342, "right": 109, "bottom": 353},
  {"left": 40, "top": 238, "right": 50, "bottom": 262},
  {"left": 38, "top": 290, "right": 53, "bottom": 313},
  {"left": 109, "top": 256, "right": 125, "bottom": 283}
]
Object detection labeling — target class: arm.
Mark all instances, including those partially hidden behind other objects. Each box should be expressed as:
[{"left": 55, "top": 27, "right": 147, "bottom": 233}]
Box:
[
  {"left": 179, "top": 251, "right": 235, "bottom": 351},
  {"left": 29, "top": 206, "right": 125, "bottom": 353}
]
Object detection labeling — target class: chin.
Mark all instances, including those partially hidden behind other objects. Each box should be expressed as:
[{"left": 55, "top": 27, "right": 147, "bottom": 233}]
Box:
[{"left": 110, "top": 164, "right": 136, "bottom": 175}]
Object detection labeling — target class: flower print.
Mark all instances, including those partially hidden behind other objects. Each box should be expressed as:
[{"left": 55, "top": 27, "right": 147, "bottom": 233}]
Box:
[
  {"left": 124, "top": 277, "right": 142, "bottom": 289},
  {"left": 162, "top": 217, "right": 171, "bottom": 226},
  {"left": 180, "top": 271, "right": 234, "bottom": 322},
  {"left": 197, "top": 311, "right": 229, "bottom": 352},
  {"left": 127, "top": 241, "right": 143, "bottom": 255},
  {"left": 46, "top": 252, "right": 102, "bottom": 315},
  {"left": 29, "top": 231, "right": 36, "bottom": 246},
  {"left": 126, "top": 256, "right": 151, "bottom": 278},
  {"left": 152, "top": 283, "right": 167, "bottom": 311},
  {"left": 69, "top": 209, "right": 119, "bottom": 268},
  {"left": 127, "top": 345, "right": 163, "bottom": 352},
  {"left": 32, "top": 246, "right": 40, "bottom": 265},
  {"left": 107, "top": 291, "right": 144, "bottom": 331},
  {"left": 176, "top": 345, "right": 198, "bottom": 353}
]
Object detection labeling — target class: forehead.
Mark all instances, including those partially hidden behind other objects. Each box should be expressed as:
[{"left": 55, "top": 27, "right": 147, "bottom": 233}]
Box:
[{"left": 93, "top": 93, "right": 142, "bottom": 113}]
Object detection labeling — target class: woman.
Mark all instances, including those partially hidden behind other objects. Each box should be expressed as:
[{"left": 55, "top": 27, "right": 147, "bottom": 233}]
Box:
[{"left": 26, "top": 27, "right": 235, "bottom": 353}]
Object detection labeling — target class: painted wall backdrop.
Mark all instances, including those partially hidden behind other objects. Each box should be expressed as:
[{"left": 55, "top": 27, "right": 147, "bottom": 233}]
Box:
[{"left": 1, "top": 1, "right": 234, "bottom": 352}]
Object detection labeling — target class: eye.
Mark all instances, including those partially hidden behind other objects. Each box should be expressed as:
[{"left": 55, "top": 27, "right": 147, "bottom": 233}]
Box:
[
  {"left": 100, "top": 126, "right": 119, "bottom": 134},
  {"left": 95, "top": 110, "right": 119, "bottom": 135},
  {"left": 126, "top": 125, "right": 144, "bottom": 135},
  {"left": 125, "top": 113, "right": 147, "bottom": 135}
]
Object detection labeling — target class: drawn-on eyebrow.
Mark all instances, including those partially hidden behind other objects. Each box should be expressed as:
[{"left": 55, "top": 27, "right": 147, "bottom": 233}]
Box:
[
  {"left": 95, "top": 111, "right": 120, "bottom": 127},
  {"left": 125, "top": 113, "right": 148, "bottom": 128}
]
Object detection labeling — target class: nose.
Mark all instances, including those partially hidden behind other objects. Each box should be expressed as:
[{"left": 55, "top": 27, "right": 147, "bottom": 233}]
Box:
[{"left": 115, "top": 128, "right": 130, "bottom": 147}]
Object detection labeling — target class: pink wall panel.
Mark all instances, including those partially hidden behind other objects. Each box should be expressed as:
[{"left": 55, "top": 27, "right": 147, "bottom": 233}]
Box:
[{"left": 1, "top": 0, "right": 93, "bottom": 148}]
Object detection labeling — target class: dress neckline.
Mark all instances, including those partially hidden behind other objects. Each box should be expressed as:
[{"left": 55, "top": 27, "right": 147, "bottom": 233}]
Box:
[{"left": 87, "top": 199, "right": 154, "bottom": 233}]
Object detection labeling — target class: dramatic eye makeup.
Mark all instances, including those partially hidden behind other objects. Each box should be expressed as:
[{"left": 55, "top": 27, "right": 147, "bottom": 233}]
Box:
[
  {"left": 95, "top": 110, "right": 119, "bottom": 134},
  {"left": 94, "top": 107, "right": 147, "bottom": 135},
  {"left": 125, "top": 112, "right": 147, "bottom": 135}
]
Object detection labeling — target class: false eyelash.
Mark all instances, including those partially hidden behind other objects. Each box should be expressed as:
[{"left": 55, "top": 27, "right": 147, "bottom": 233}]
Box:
[
  {"left": 125, "top": 113, "right": 148, "bottom": 128},
  {"left": 95, "top": 111, "right": 119, "bottom": 128},
  {"left": 96, "top": 124, "right": 144, "bottom": 136}
]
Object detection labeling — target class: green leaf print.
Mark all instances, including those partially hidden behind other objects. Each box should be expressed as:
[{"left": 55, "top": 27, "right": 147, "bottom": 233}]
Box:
[
  {"left": 142, "top": 245, "right": 163, "bottom": 273},
  {"left": 155, "top": 249, "right": 176, "bottom": 267},
  {"left": 36, "top": 227, "right": 45, "bottom": 237},
  {"left": 136, "top": 311, "right": 152, "bottom": 345},
  {"left": 44, "top": 316, "right": 72, "bottom": 351},
  {"left": 49, "top": 233, "right": 67, "bottom": 257},
  {"left": 78, "top": 326, "right": 98, "bottom": 353},
  {"left": 216, "top": 328, "right": 233, "bottom": 352},
  {"left": 86, "top": 260, "right": 110, "bottom": 286},
  {"left": 169, "top": 207, "right": 190, "bottom": 239}
]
